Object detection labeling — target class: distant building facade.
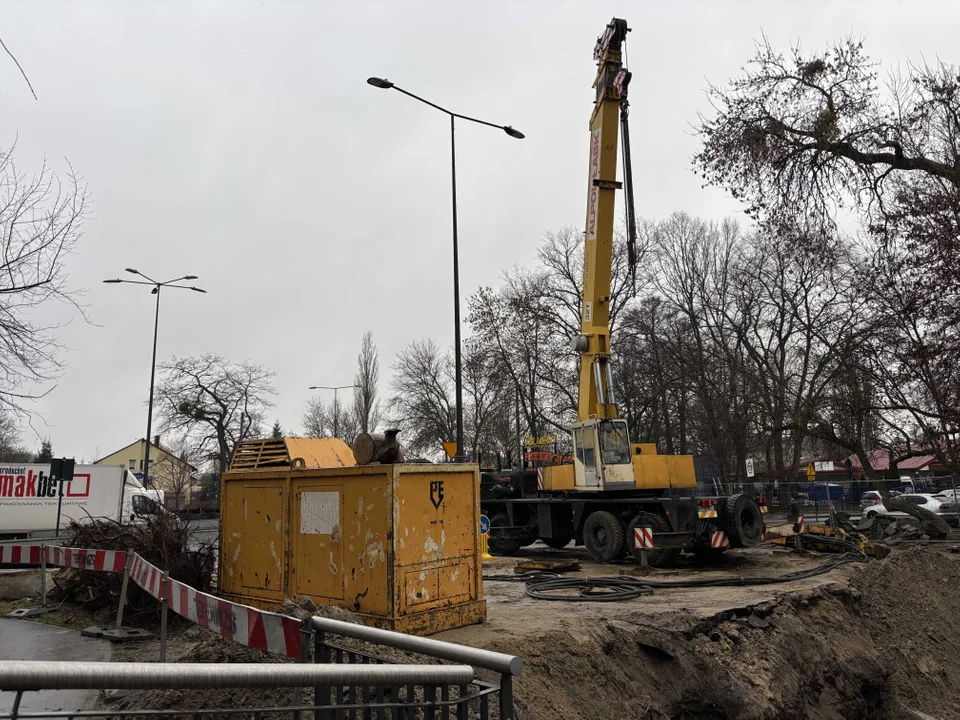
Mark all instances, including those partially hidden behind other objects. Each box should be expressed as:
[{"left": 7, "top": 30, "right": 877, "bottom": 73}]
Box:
[{"left": 96, "top": 436, "right": 197, "bottom": 509}]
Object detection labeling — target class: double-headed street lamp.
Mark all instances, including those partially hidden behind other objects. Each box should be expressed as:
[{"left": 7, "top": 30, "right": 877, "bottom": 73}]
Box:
[
  {"left": 308, "top": 385, "right": 357, "bottom": 439},
  {"left": 104, "top": 269, "right": 206, "bottom": 490},
  {"left": 367, "top": 76, "right": 524, "bottom": 461}
]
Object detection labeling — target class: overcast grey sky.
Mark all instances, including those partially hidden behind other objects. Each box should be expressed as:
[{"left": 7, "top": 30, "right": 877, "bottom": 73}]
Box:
[{"left": 0, "top": 0, "right": 953, "bottom": 461}]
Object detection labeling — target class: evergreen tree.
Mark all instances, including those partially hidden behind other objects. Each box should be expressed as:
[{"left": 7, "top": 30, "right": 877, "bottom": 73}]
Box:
[{"left": 36, "top": 438, "right": 53, "bottom": 462}]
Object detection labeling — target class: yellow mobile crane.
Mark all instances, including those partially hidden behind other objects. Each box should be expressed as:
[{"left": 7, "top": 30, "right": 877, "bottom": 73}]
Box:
[{"left": 481, "top": 18, "right": 765, "bottom": 565}]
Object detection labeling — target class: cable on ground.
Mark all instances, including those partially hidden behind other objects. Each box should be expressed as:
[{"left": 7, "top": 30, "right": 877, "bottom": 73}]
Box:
[{"left": 483, "top": 550, "right": 867, "bottom": 602}]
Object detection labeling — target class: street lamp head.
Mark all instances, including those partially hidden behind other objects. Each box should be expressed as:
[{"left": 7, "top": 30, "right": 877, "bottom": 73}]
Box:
[
  {"left": 125, "top": 268, "right": 139, "bottom": 275},
  {"left": 151, "top": 287, "right": 159, "bottom": 295},
  {"left": 189, "top": 287, "right": 207, "bottom": 293},
  {"left": 103, "top": 279, "right": 123, "bottom": 284},
  {"left": 503, "top": 126, "right": 525, "bottom": 139},
  {"left": 367, "top": 77, "right": 394, "bottom": 90},
  {"left": 184, "top": 275, "right": 198, "bottom": 280}
]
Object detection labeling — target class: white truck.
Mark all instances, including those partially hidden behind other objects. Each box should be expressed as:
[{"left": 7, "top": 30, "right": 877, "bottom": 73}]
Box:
[{"left": 0, "top": 463, "right": 163, "bottom": 540}]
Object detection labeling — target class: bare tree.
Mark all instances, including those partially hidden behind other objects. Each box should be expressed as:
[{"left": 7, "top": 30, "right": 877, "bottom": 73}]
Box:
[
  {"left": 353, "top": 331, "right": 380, "bottom": 434},
  {"left": 302, "top": 396, "right": 358, "bottom": 443},
  {"left": 461, "top": 339, "right": 511, "bottom": 463},
  {"left": 0, "top": 146, "right": 89, "bottom": 413},
  {"left": 695, "top": 35, "right": 960, "bottom": 477},
  {"left": 152, "top": 436, "right": 199, "bottom": 510},
  {"left": 155, "top": 354, "right": 276, "bottom": 473},
  {"left": 694, "top": 37, "right": 960, "bottom": 231},
  {"left": 0, "top": 410, "right": 31, "bottom": 462},
  {"left": 386, "top": 339, "right": 455, "bottom": 458}
]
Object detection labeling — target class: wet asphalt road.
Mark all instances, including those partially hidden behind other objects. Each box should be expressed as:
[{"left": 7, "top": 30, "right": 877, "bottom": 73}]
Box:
[
  {"left": 187, "top": 517, "right": 219, "bottom": 551},
  {"left": 0, "top": 618, "right": 110, "bottom": 715}
]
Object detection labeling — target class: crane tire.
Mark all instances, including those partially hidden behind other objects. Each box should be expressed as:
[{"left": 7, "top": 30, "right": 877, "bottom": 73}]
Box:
[
  {"left": 627, "top": 512, "right": 678, "bottom": 567},
  {"left": 721, "top": 493, "right": 763, "bottom": 548},
  {"left": 488, "top": 513, "right": 522, "bottom": 556},
  {"left": 583, "top": 511, "right": 625, "bottom": 562},
  {"left": 542, "top": 536, "right": 572, "bottom": 550}
]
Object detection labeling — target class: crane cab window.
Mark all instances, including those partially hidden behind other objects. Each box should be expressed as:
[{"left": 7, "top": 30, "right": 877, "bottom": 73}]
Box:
[
  {"left": 574, "top": 428, "right": 596, "bottom": 469},
  {"left": 599, "top": 420, "right": 631, "bottom": 465}
]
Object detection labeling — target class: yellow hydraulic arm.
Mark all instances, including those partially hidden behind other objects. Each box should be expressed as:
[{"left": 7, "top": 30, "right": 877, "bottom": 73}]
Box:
[{"left": 572, "top": 17, "right": 636, "bottom": 423}]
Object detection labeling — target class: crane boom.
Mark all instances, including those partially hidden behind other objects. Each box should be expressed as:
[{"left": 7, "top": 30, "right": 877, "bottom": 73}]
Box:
[
  {"left": 563, "top": 17, "right": 637, "bottom": 491},
  {"left": 574, "top": 17, "right": 632, "bottom": 423}
]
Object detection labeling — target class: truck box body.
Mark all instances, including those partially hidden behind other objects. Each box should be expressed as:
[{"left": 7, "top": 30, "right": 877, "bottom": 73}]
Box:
[
  {"left": 0, "top": 463, "right": 157, "bottom": 538},
  {"left": 220, "top": 460, "right": 486, "bottom": 635}
]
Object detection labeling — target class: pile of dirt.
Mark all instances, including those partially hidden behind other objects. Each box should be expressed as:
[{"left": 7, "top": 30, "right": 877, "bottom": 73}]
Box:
[
  {"left": 850, "top": 546, "right": 960, "bottom": 715},
  {"left": 108, "top": 631, "right": 303, "bottom": 714},
  {"left": 475, "top": 547, "right": 960, "bottom": 719}
]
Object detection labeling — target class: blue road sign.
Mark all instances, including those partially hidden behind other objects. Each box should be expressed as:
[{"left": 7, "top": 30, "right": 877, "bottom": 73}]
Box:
[{"left": 479, "top": 515, "right": 491, "bottom": 536}]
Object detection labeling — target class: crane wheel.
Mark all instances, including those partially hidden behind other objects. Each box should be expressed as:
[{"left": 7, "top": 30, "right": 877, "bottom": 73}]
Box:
[
  {"left": 583, "top": 511, "right": 625, "bottom": 562},
  {"left": 542, "top": 536, "right": 572, "bottom": 550},
  {"left": 488, "top": 513, "right": 522, "bottom": 556},
  {"left": 721, "top": 493, "right": 763, "bottom": 548},
  {"left": 627, "top": 512, "right": 678, "bottom": 567}
]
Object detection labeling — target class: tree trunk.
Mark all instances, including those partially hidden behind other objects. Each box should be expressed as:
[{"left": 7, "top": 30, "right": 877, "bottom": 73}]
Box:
[{"left": 883, "top": 497, "right": 959, "bottom": 538}]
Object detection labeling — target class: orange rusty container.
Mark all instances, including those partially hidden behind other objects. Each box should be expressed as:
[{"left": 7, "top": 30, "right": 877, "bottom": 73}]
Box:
[{"left": 219, "top": 438, "right": 485, "bottom": 635}]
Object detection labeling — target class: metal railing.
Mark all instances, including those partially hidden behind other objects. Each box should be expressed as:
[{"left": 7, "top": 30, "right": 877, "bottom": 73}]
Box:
[
  {"left": 0, "top": 661, "right": 474, "bottom": 720},
  {"left": 304, "top": 617, "right": 523, "bottom": 720}
]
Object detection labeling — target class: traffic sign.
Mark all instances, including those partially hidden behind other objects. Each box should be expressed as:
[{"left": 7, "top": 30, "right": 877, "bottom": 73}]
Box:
[
  {"left": 523, "top": 434, "right": 557, "bottom": 447},
  {"left": 441, "top": 442, "right": 458, "bottom": 459},
  {"left": 806, "top": 463, "right": 816, "bottom": 481},
  {"left": 745, "top": 458, "right": 755, "bottom": 478},
  {"left": 479, "top": 515, "right": 491, "bottom": 536}
]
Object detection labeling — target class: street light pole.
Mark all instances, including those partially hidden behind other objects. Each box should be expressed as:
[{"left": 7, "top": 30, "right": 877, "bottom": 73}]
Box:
[
  {"left": 366, "top": 76, "right": 524, "bottom": 462},
  {"left": 144, "top": 284, "right": 161, "bottom": 491},
  {"left": 104, "top": 270, "right": 207, "bottom": 494},
  {"left": 449, "top": 114, "right": 464, "bottom": 465},
  {"left": 308, "top": 385, "right": 358, "bottom": 439}
]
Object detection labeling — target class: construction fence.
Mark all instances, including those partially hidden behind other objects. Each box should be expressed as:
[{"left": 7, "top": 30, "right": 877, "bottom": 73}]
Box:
[
  {"left": 0, "top": 541, "right": 522, "bottom": 719},
  {"left": 701, "top": 475, "right": 960, "bottom": 518}
]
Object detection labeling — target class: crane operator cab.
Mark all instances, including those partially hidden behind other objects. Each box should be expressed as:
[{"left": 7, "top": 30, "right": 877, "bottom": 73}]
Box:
[{"left": 572, "top": 418, "right": 634, "bottom": 490}]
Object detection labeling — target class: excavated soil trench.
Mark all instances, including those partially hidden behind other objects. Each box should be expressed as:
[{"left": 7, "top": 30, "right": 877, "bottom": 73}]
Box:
[
  {"left": 456, "top": 546, "right": 960, "bottom": 719},
  {"left": 105, "top": 546, "right": 960, "bottom": 719}
]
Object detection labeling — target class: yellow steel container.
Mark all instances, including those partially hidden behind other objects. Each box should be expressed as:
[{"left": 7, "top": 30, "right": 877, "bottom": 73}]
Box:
[{"left": 220, "top": 443, "right": 485, "bottom": 635}]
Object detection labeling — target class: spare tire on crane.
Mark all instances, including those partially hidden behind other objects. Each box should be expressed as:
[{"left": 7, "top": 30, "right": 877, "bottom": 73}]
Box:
[{"left": 721, "top": 493, "right": 763, "bottom": 547}]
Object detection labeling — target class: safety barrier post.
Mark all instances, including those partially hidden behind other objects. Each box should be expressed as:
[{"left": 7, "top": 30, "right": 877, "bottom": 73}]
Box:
[
  {"left": 292, "top": 621, "right": 312, "bottom": 718},
  {"left": 500, "top": 674, "right": 515, "bottom": 720},
  {"left": 39, "top": 544, "right": 46, "bottom": 607},
  {"left": 313, "top": 624, "right": 331, "bottom": 717},
  {"left": 159, "top": 571, "right": 169, "bottom": 662},
  {"left": 115, "top": 551, "right": 132, "bottom": 629}
]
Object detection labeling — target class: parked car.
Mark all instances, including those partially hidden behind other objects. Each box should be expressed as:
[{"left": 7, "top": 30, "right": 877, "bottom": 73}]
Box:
[
  {"left": 859, "top": 490, "right": 901, "bottom": 512},
  {"left": 862, "top": 492, "right": 958, "bottom": 525}
]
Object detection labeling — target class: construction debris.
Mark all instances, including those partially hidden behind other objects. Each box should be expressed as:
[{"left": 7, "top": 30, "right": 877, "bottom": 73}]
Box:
[
  {"left": 54, "top": 515, "right": 215, "bottom": 622},
  {"left": 513, "top": 558, "right": 580, "bottom": 574}
]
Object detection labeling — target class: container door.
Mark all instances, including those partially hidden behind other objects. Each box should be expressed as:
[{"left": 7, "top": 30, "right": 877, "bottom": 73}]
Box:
[
  {"left": 294, "top": 485, "right": 344, "bottom": 601},
  {"left": 394, "top": 470, "right": 476, "bottom": 614},
  {"left": 238, "top": 485, "right": 285, "bottom": 596}
]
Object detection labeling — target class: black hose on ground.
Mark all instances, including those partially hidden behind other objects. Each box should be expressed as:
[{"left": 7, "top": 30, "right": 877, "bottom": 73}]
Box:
[{"left": 483, "top": 550, "right": 868, "bottom": 602}]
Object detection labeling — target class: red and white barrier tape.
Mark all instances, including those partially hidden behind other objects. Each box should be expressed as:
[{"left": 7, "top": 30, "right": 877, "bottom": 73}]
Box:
[
  {"left": 0, "top": 544, "right": 41, "bottom": 565},
  {"left": 46, "top": 546, "right": 127, "bottom": 573},
  {"left": 130, "top": 553, "right": 301, "bottom": 658},
  {"left": 0, "top": 544, "right": 125, "bottom": 571}
]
